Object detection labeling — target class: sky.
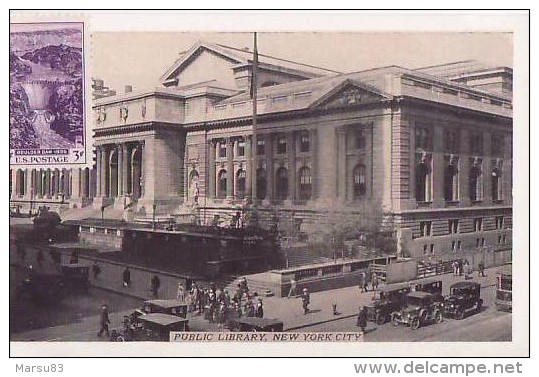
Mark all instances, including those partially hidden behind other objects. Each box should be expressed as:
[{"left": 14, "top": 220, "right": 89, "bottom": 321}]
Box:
[{"left": 92, "top": 32, "right": 512, "bottom": 93}]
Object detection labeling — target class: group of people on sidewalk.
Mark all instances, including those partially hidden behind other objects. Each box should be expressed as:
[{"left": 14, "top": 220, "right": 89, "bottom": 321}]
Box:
[
  {"left": 452, "top": 260, "right": 486, "bottom": 279},
  {"left": 174, "top": 277, "right": 265, "bottom": 329}
]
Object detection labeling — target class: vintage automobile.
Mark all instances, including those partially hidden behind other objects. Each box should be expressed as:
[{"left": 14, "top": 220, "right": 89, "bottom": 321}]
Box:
[
  {"left": 230, "top": 317, "right": 284, "bottom": 332},
  {"left": 60, "top": 263, "right": 90, "bottom": 292},
  {"left": 391, "top": 291, "right": 444, "bottom": 330},
  {"left": 112, "top": 313, "right": 189, "bottom": 341},
  {"left": 140, "top": 299, "right": 188, "bottom": 318},
  {"left": 444, "top": 281, "right": 483, "bottom": 319},
  {"left": 495, "top": 265, "right": 512, "bottom": 312},
  {"left": 365, "top": 283, "right": 411, "bottom": 325},
  {"left": 412, "top": 278, "right": 443, "bottom": 299}
]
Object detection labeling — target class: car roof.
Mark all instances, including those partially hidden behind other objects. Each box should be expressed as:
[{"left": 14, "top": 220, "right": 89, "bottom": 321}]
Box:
[
  {"left": 233, "top": 317, "right": 283, "bottom": 327},
  {"left": 380, "top": 283, "right": 410, "bottom": 292},
  {"left": 138, "top": 313, "right": 188, "bottom": 326},
  {"left": 414, "top": 278, "right": 442, "bottom": 285},
  {"left": 450, "top": 281, "right": 481, "bottom": 289},
  {"left": 407, "top": 291, "right": 433, "bottom": 299},
  {"left": 144, "top": 299, "right": 188, "bottom": 308}
]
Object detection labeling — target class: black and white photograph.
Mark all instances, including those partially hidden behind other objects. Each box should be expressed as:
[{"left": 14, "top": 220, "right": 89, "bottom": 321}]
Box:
[{"left": 8, "top": 10, "right": 529, "bottom": 360}]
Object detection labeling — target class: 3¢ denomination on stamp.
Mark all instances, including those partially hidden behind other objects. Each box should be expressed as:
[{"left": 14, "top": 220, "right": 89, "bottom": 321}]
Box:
[{"left": 10, "top": 16, "right": 89, "bottom": 167}]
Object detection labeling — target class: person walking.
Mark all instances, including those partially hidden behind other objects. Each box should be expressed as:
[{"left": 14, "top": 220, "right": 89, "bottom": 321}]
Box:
[
  {"left": 359, "top": 271, "right": 369, "bottom": 293},
  {"left": 371, "top": 272, "right": 379, "bottom": 291},
  {"left": 287, "top": 278, "right": 297, "bottom": 298},
  {"left": 357, "top": 305, "right": 367, "bottom": 334},
  {"left": 92, "top": 262, "right": 101, "bottom": 279},
  {"left": 254, "top": 293, "right": 264, "bottom": 318},
  {"left": 452, "top": 260, "right": 458, "bottom": 277},
  {"left": 177, "top": 282, "right": 186, "bottom": 302},
  {"left": 122, "top": 267, "right": 131, "bottom": 287},
  {"left": 97, "top": 304, "right": 111, "bottom": 338},
  {"left": 301, "top": 288, "right": 310, "bottom": 315},
  {"left": 151, "top": 274, "right": 161, "bottom": 297},
  {"left": 478, "top": 261, "right": 486, "bottom": 277}
]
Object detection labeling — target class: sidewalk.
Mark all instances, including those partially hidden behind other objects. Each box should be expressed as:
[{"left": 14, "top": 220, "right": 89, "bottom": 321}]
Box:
[{"left": 11, "top": 240, "right": 500, "bottom": 334}]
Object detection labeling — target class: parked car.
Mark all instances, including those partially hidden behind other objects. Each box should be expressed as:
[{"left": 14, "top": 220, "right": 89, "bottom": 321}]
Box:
[
  {"left": 111, "top": 313, "right": 189, "bottom": 342},
  {"left": 365, "top": 283, "right": 411, "bottom": 325},
  {"left": 230, "top": 317, "right": 284, "bottom": 332},
  {"left": 412, "top": 279, "right": 443, "bottom": 296},
  {"left": 140, "top": 299, "right": 188, "bottom": 318},
  {"left": 495, "top": 265, "right": 512, "bottom": 312},
  {"left": 391, "top": 291, "right": 444, "bottom": 330},
  {"left": 444, "top": 281, "right": 483, "bottom": 319}
]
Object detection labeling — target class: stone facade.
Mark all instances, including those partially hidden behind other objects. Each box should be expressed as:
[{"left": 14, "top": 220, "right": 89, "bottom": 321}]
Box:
[{"left": 10, "top": 42, "right": 513, "bottom": 261}]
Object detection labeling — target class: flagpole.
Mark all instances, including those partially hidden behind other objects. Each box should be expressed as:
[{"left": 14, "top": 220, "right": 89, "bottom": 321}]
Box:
[{"left": 251, "top": 32, "right": 258, "bottom": 202}]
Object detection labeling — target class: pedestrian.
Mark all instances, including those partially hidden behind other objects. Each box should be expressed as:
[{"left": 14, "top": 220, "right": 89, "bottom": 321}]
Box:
[
  {"left": 457, "top": 260, "right": 462, "bottom": 276},
  {"left": 239, "top": 277, "right": 249, "bottom": 294},
  {"left": 371, "top": 272, "right": 379, "bottom": 291},
  {"left": 254, "top": 293, "right": 263, "bottom": 318},
  {"left": 464, "top": 259, "right": 471, "bottom": 279},
  {"left": 301, "top": 288, "right": 310, "bottom": 315},
  {"left": 478, "top": 261, "right": 486, "bottom": 277},
  {"left": 452, "top": 261, "right": 458, "bottom": 277},
  {"left": 97, "top": 304, "right": 111, "bottom": 338},
  {"left": 92, "top": 262, "right": 101, "bottom": 279},
  {"left": 122, "top": 267, "right": 131, "bottom": 287},
  {"left": 287, "top": 277, "right": 297, "bottom": 298},
  {"left": 360, "top": 271, "right": 369, "bottom": 293},
  {"left": 356, "top": 305, "right": 367, "bottom": 334},
  {"left": 177, "top": 282, "right": 186, "bottom": 302},
  {"left": 151, "top": 274, "right": 161, "bottom": 297}
]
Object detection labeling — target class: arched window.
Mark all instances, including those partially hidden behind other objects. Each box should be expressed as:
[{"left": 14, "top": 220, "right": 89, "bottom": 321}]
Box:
[
  {"left": 469, "top": 166, "right": 482, "bottom": 202},
  {"left": 416, "top": 161, "right": 432, "bottom": 202},
  {"left": 444, "top": 164, "right": 459, "bottom": 201},
  {"left": 492, "top": 167, "right": 502, "bottom": 201},
  {"left": 353, "top": 164, "right": 367, "bottom": 198},
  {"left": 217, "top": 170, "right": 227, "bottom": 199},
  {"left": 298, "top": 167, "right": 312, "bottom": 200},
  {"left": 276, "top": 167, "right": 288, "bottom": 200},
  {"left": 256, "top": 168, "right": 267, "bottom": 200},
  {"left": 189, "top": 170, "right": 200, "bottom": 202},
  {"left": 236, "top": 169, "right": 246, "bottom": 199}
]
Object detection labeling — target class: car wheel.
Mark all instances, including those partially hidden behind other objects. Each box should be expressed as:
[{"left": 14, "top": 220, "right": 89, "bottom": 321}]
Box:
[
  {"left": 391, "top": 313, "right": 399, "bottom": 326},
  {"left": 411, "top": 318, "right": 420, "bottom": 330},
  {"left": 475, "top": 300, "right": 483, "bottom": 312},
  {"left": 435, "top": 311, "right": 443, "bottom": 323},
  {"left": 455, "top": 308, "right": 464, "bottom": 320},
  {"left": 376, "top": 313, "right": 385, "bottom": 325}
]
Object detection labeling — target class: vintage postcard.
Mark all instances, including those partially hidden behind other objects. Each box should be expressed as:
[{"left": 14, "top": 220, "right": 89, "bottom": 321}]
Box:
[
  {"left": 8, "top": 11, "right": 529, "bottom": 359},
  {"left": 10, "top": 19, "right": 88, "bottom": 167}
]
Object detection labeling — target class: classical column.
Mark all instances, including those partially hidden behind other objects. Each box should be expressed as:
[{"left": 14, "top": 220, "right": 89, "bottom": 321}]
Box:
[
  {"left": 265, "top": 135, "right": 274, "bottom": 200},
  {"left": 46, "top": 169, "right": 52, "bottom": 198},
  {"left": 336, "top": 127, "right": 347, "bottom": 201},
  {"left": 208, "top": 140, "right": 216, "bottom": 199},
  {"left": 101, "top": 146, "right": 108, "bottom": 197},
  {"left": 24, "top": 169, "right": 33, "bottom": 200},
  {"left": 96, "top": 146, "right": 102, "bottom": 197},
  {"left": 226, "top": 138, "right": 234, "bottom": 199},
  {"left": 117, "top": 144, "right": 123, "bottom": 197},
  {"left": 287, "top": 132, "right": 296, "bottom": 200},
  {"left": 432, "top": 125, "right": 445, "bottom": 206},
  {"left": 140, "top": 141, "right": 145, "bottom": 198},
  {"left": 121, "top": 144, "right": 129, "bottom": 195},
  {"left": 309, "top": 129, "right": 317, "bottom": 199},
  {"left": 483, "top": 131, "right": 492, "bottom": 204},
  {"left": 245, "top": 136, "right": 252, "bottom": 197}
]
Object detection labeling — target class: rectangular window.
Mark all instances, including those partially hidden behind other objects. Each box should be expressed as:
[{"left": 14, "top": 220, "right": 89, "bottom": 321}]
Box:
[
  {"left": 419, "top": 221, "right": 432, "bottom": 237},
  {"left": 237, "top": 140, "right": 245, "bottom": 157},
  {"left": 470, "top": 132, "right": 483, "bottom": 155},
  {"left": 457, "top": 240, "right": 462, "bottom": 250},
  {"left": 498, "top": 235, "right": 502, "bottom": 244},
  {"left": 300, "top": 131, "right": 310, "bottom": 152},
  {"left": 476, "top": 238, "right": 480, "bottom": 247},
  {"left": 444, "top": 129, "right": 460, "bottom": 153},
  {"left": 481, "top": 238, "right": 485, "bottom": 247},
  {"left": 415, "top": 126, "right": 432, "bottom": 150},
  {"left": 502, "top": 234, "right": 507, "bottom": 244},
  {"left": 277, "top": 136, "right": 287, "bottom": 154},
  {"left": 448, "top": 219, "right": 459, "bottom": 234},
  {"left": 474, "top": 218, "right": 483, "bottom": 232},
  {"left": 492, "top": 133, "right": 505, "bottom": 156},
  {"left": 430, "top": 244, "right": 434, "bottom": 254},
  {"left": 355, "top": 129, "right": 366, "bottom": 150},
  {"left": 496, "top": 216, "right": 504, "bottom": 229},
  {"left": 257, "top": 139, "right": 265, "bottom": 156},
  {"left": 451, "top": 241, "right": 456, "bottom": 252},
  {"left": 423, "top": 244, "right": 428, "bottom": 255},
  {"left": 219, "top": 143, "right": 227, "bottom": 158}
]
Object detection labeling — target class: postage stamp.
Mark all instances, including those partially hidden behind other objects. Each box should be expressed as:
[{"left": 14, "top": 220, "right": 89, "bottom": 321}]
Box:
[{"left": 9, "top": 20, "right": 88, "bottom": 166}]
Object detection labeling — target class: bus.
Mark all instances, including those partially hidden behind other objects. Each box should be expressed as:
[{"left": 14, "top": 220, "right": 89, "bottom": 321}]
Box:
[{"left": 495, "top": 264, "right": 512, "bottom": 312}]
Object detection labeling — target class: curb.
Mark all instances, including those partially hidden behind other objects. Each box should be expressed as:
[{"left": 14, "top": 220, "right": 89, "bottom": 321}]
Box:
[{"left": 285, "top": 313, "right": 358, "bottom": 331}]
